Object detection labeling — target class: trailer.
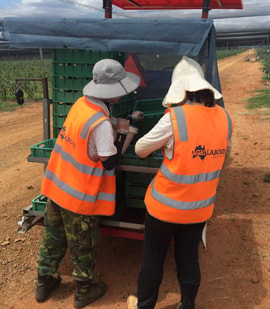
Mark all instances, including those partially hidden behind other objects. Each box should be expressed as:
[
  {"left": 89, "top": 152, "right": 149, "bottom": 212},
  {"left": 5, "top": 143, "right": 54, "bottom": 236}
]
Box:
[{"left": 1, "top": 1, "right": 243, "bottom": 238}]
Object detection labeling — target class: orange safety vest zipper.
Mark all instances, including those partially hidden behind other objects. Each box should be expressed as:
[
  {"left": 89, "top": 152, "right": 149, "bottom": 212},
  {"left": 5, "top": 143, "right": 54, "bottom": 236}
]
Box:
[
  {"left": 145, "top": 104, "right": 233, "bottom": 224},
  {"left": 41, "top": 96, "right": 116, "bottom": 216}
]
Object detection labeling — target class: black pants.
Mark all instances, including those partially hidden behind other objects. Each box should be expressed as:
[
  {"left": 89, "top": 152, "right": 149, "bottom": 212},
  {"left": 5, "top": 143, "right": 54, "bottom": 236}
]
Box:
[{"left": 137, "top": 211, "right": 206, "bottom": 309}]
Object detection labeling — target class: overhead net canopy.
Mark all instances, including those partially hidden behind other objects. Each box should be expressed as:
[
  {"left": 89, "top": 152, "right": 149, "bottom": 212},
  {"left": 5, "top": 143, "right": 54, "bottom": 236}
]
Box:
[{"left": 112, "top": 0, "right": 243, "bottom": 10}]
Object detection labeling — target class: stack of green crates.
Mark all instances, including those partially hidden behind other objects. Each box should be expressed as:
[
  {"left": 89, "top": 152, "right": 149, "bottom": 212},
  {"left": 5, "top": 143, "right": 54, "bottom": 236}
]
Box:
[
  {"left": 51, "top": 49, "right": 127, "bottom": 137},
  {"left": 125, "top": 172, "right": 155, "bottom": 209}
]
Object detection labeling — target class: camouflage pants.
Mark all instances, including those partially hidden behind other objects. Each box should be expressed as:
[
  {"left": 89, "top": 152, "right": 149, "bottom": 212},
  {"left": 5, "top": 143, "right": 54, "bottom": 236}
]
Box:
[{"left": 36, "top": 199, "right": 99, "bottom": 281}]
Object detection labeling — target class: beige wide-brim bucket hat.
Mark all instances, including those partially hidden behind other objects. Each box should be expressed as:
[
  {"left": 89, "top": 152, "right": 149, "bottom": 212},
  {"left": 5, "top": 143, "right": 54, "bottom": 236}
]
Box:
[
  {"left": 83, "top": 59, "right": 141, "bottom": 99},
  {"left": 162, "top": 56, "right": 222, "bottom": 107}
]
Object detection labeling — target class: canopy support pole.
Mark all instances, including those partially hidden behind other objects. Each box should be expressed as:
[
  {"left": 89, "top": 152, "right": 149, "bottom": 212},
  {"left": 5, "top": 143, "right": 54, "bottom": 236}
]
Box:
[
  {"left": 202, "top": 0, "right": 210, "bottom": 18},
  {"left": 103, "top": 0, "right": 112, "bottom": 18}
]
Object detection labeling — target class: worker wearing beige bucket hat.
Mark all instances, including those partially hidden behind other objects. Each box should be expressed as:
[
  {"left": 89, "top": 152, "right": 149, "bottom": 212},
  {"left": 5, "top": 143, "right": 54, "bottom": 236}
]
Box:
[
  {"left": 127, "top": 56, "right": 234, "bottom": 309},
  {"left": 162, "top": 55, "right": 222, "bottom": 107},
  {"left": 36, "top": 59, "right": 142, "bottom": 309}
]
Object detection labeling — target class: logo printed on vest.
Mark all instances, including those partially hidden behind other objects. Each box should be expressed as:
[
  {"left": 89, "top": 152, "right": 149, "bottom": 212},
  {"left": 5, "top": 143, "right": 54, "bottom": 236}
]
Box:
[
  {"left": 60, "top": 126, "right": 76, "bottom": 148},
  {"left": 192, "top": 145, "right": 226, "bottom": 161}
]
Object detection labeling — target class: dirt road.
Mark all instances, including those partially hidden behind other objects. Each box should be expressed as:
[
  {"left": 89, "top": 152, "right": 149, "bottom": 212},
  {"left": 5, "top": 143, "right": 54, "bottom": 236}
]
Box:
[{"left": 0, "top": 50, "right": 270, "bottom": 309}]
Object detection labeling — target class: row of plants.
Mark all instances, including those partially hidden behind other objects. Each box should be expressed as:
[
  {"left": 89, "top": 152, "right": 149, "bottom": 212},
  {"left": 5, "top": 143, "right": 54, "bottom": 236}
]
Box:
[
  {"left": 246, "top": 48, "right": 270, "bottom": 110},
  {"left": 0, "top": 49, "right": 246, "bottom": 101},
  {"left": 1, "top": 48, "right": 268, "bottom": 111},
  {"left": 0, "top": 58, "right": 51, "bottom": 101},
  {"left": 256, "top": 48, "right": 270, "bottom": 81},
  {"left": 216, "top": 48, "right": 246, "bottom": 60}
]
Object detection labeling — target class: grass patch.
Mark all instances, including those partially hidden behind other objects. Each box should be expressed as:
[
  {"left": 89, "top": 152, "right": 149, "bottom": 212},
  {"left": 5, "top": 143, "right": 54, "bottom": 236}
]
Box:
[
  {"left": 259, "top": 117, "right": 270, "bottom": 122},
  {"left": 0, "top": 100, "right": 19, "bottom": 112},
  {"left": 263, "top": 173, "right": 270, "bottom": 182},
  {"left": 247, "top": 88, "right": 270, "bottom": 109},
  {"left": 217, "top": 49, "right": 246, "bottom": 60}
]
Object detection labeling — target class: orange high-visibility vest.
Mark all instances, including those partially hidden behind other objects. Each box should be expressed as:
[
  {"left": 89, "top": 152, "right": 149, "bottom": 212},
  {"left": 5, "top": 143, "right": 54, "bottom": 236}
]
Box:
[
  {"left": 145, "top": 104, "right": 233, "bottom": 224},
  {"left": 41, "top": 96, "right": 116, "bottom": 216}
]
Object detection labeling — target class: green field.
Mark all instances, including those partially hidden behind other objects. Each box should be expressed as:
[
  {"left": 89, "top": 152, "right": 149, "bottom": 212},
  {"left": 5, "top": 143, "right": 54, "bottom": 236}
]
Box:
[
  {"left": 0, "top": 58, "right": 51, "bottom": 101},
  {"left": 248, "top": 48, "right": 270, "bottom": 109},
  {"left": 216, "top": 48, "right": 246, "bottom": 60},
  {"left": 1, "top": 49, "right": 270, "bottom": 112},
  {"left": 256, "top": 48, "right": 270, "bottom": 81},
  {"left": 0, "top": 50, "right": 245, "bottom": 102}
]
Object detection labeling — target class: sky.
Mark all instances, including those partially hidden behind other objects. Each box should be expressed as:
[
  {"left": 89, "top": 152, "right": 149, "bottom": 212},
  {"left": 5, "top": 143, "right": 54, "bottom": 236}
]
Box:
[{"left": 0, "top": 0, "right": 270, "bottom": 34}]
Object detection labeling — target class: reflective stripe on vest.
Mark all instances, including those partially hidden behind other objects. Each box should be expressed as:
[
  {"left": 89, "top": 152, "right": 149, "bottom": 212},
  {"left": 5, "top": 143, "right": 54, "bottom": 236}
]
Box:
[
  {"left": 223, "top": 108, "right": 233, "bottom": 140},
  {"left": 80, "top": 111, "right": 108, "bottom": 140},
  {"left": 44, "top": 169, "right": 115, "bottom": 203},
  {"left": 149, "top": 178, "right": 216, "bottom": 210},
  {"left": 52, "top": 143, "right": 114, "bottom": 177},
  {"left": 174, "top": 106, "right": 188, "bottom": 141},
  {"left": 159, "top": 163, "right": 221, "bottom": 184}
]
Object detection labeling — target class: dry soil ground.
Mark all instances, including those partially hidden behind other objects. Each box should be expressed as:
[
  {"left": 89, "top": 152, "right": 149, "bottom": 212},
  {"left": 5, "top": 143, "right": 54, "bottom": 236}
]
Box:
[{"left": 0, "top": 50, "right": 270, "bottom": 309}]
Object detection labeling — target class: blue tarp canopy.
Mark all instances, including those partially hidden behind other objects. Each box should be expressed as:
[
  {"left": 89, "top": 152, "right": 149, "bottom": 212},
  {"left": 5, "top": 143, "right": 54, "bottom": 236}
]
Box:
[
  {"left": 1, "top": 17, "right": 223, "bottom": 105},
  {"left": 2, "top": 17, "right": 214, "bottom": 56}
]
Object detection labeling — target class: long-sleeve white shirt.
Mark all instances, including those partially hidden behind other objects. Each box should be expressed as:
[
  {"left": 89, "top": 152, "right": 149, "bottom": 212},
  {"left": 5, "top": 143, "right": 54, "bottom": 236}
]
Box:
[{"left": 135, "top": 112, "right": 174, "bottom": 160}]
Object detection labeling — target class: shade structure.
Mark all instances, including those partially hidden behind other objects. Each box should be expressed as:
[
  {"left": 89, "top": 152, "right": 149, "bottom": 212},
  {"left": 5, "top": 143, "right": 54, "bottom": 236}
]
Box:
[
  {"left": 1, "top": 17, "right": 214, "bottom": 55},
  {"left": 1, "top": 16, "right": 224, "bottom": 105},
  {"left": 112, "top": 0, "right": 243, "bottom": 10}
]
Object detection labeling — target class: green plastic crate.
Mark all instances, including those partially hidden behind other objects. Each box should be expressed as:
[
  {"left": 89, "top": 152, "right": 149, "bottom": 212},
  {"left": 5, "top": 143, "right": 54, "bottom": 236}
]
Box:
[
  {"left": 120, "top": 145, "right": 163, "bottom": 168},
  {"left": 110, "top": 93, "right": 135, "bottom": 118},
  {"left": 52, "top": 89, "right": 82, "bottom": 103},
  {"left": 53, "top": 113, "right": 67, "bottom": 128},
  {"left": 125, "top": 172, "right": 154, "bottom": 209},
  {"left": 30, "top": 139, "right": 56, "bottom": 158},
  {"left": 53, "top": 126, "right": 62, "bottom": 138},
  {"left": 52, "top": 62, "right": 94, "bottom": 77},
  {"left": 133, "top": 98, "right": 166, "bottom": 137},
  {"left": 134, "top": 98, "right": 165, "bottom": 115},
  {"left": 32, "top": 194, "right": 47, "bottom": 212},
  {"left": 53, "top": 101, "right": 73, "bottom": 114},
  {"left": 52, "top": 76, "right": 91, "bottom": 90},
  {"left": 52, "top": 49, "right": 125, "bottom": 64},
  {"left": 51, "top": 50, "right": 125, "bottom": 78}
]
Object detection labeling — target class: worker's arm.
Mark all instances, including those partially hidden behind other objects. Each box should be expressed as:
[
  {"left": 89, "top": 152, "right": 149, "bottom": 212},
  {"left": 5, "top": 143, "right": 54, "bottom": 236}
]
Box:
[
  {"left": 99, "top": 118, "right": 129, "bottom": 170},
  {"left": 135, "top": 112, "right": 172, "bottom": 158},
  {"left": 100, "top": 132, "right": 127, "bottom": 170}
]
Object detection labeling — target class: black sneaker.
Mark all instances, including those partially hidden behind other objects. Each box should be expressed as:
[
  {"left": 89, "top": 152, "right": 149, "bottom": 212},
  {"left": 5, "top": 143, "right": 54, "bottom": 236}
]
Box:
[
  {"left": 176, "top": 303, "right": 182, "bottom": 309},
  {"left": 35, "top": 273, "right": 61, "bottom": 302},
  {"left": 73, "top": 281, "right": 107, "bottom": 308},
  {"left": 177, "top": 302, "right": 194, "bottom": 309}
]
